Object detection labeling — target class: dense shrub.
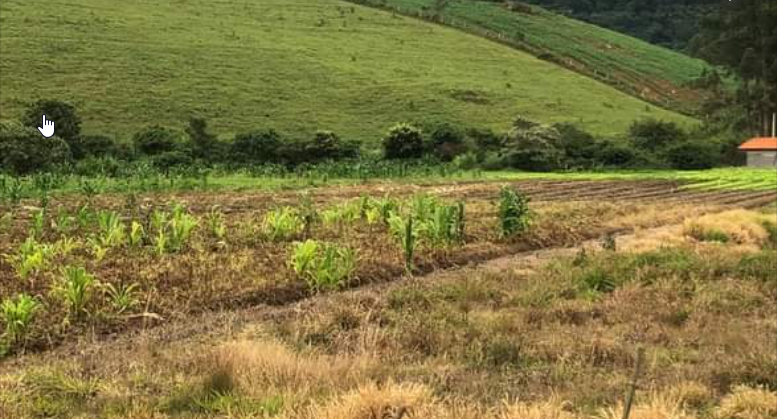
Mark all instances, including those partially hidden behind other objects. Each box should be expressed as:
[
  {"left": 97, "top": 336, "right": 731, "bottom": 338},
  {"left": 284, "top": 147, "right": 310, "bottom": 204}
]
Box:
[
  {"left": 382, "top": 123, "right": 424, "bottom": 159},
  {"left": 664, "top": 140, "right": 719, "bottom": 170},
  {"left": 427, "top": 124, "right": 468, "bottom": 161},
  {"left": 0, "top": 121, "right": 71, "bottom": 174},
  {"left": 230, "top": 129, "right": 282, "bottom": 165},
  {"left": 283, "top": 130, "right": 360, "bottom": 165},
  {"left": 133, "top": 126, "right": 187, "bottom": 156},
  {"left": 629, "top": 118, "right": 687, "bottom": 151},
  {"left": 22, "top": 100, "right": 83, "bottom": 157},
  {"left": 186, "top": 117, "right": 221, "bottom": 162},
  {"left": 501, "top": 118, "right": 563, "bottom": 171},
  {"left": 73, "top": 156, "right": 122, "bottom": 177},
  {"left": 553, "top": 123, "right": 599, "bottom": 169}
]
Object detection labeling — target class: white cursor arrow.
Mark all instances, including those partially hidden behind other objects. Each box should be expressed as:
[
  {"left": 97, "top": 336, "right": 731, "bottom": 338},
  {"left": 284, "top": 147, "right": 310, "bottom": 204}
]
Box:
[{"left": 38, "top": 115, "right": 55, "bottom": 138}]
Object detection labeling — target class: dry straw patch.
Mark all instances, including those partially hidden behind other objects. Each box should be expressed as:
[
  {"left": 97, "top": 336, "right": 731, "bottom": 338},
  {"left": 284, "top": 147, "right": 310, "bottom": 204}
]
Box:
[
  {"left": 498, "top": 398, "right": 578, "bottom": 419},
  {"left": 683, "top": 210, "right": 776, "bottom": 246},
  {"left": 208, "top": 339, "right": 375, "bottom": 398},
  {"left": 716, "top": 385, "right": 777, "bottom": 419},
  {"left": 602, "top": 395, "right": 698, "bottom": 419},
  {"left": 297, "top": 381, "right": 439, "bottom": 419}
]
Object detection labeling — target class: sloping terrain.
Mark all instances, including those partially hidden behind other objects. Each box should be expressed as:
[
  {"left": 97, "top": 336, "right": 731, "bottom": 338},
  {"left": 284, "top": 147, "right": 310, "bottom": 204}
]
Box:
[
  {"left": 0, "top": 0, "right": 694, "bottom": 141},
  {"left": 353, "top": 0, "right": 713, "bottom": 113}
]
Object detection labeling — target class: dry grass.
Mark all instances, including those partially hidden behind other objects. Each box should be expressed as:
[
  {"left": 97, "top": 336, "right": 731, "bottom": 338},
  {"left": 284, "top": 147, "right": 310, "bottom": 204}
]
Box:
[
  {"left": 716, "top": 385, "right": 777, "bottom": 419},
  {"left": 683, "top": 210, "right": 776, "bottom": 246}
]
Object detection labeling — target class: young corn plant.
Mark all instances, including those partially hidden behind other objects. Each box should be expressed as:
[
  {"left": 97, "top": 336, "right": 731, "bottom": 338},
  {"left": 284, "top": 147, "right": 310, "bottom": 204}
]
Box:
[
  {"left": 205, "top": 208, "right": 227, "bottom": 241},
  {"left": 497, "top": 187, "right": 532, "bottom": 239},
  {"left": 418, "top": 202, "right": 465, "bottom": 248},
  {"left": 129, "top": 221, "right": 145, "bottom": 247},
  {"left": 262, "top": 207, "right": 303, "bottom": 242},
  {"left": 290, "top": 240, "right": 357, "bottom": 292},
  {"left": 96, "top": 210, "right": 126, "bottom": 248},
  {"left": 30, "top": 208, "right": 46, "bottom": 239},
  {"left": 1, "top": 294, "right": 39, "bottom": 350},
  {"left": 299, "top": 194, "right": 320, "bottom": 239},
  {"left": 388, "top": 214, "right": 418, "bottom": 273},
  {"left": 6, "top": 236, "right": 53, "bottom": 282},
  {"left": 0, "top": 211, "right": 13, "bottom": 234},
  {"left": 52, "top": 207, "right": 75, "bottom": 236},
  {"left": 103, "top": 282, "right": 140, "bottom": 315},
  {"left": 167, "top": 205, "right": 199, "bottom": 252},
  {"left": 55, "top": 266, "right": 97, "bottom": 320}
]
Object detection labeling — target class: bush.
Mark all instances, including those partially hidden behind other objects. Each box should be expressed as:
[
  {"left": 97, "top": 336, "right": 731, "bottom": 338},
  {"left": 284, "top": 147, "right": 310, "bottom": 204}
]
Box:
[
  {"left": 664, "top": 139, "right": 719, "bottom": 170},
  {"left": 22, "top": 100, "right": 83, "bottom": 157},
  {"left": 133, "top": 126, "right": 187, "bottom": 156},
  {"left": 501, "top": 119, "right": 563, "bottom": 171},
  {"left": 79, "top": 134, "right": 119, "bottom": 158},
  {"left": 186, "top": 117, "right": 221, "bottom": 162},
  {"left": 74, "top": 156, "right": 122, "bottom": 177},
  {"left": 230, "top": 129, "right": 282, "bottom": 165},
  {"left": 0, "top": 121, "right": 72, "bottom": 174},
  {"left": 382, "top": 123, "right": 424, "bottom": 159},
  {"left": 553, "top": 123, "right": 599, "bottom": 169},
  {"left": 629, "top": 118, "right": 686, "bottom": 151},
  {"left": 283, "top": 131, "right": 360, "bottom": 165},
  {"left": 427, "top": 123, "right": 468, "bottom": 161},
  {"left": 151, "top": 151, "right": 193, "bottom": 171}
]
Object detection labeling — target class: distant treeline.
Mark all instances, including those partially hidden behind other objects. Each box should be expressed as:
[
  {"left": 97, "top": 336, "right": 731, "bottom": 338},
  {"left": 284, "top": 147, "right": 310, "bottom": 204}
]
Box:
[
  {"left": 0, "top": 100, "right": 745, "bottom": 177},
  {"left": 519, "top": 0, "right": 716, "bottom": 50}
]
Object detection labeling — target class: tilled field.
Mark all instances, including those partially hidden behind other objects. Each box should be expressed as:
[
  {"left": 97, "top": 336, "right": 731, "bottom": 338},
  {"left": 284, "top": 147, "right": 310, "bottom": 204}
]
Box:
[{"left": 0, "top": 179, "right": 774, "bottom": 354}]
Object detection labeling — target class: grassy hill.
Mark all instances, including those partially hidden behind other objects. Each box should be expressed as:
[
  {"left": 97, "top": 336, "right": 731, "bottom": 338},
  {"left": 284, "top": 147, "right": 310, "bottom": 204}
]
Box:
[
  {"left": 0, "top": 0, "right": 695, "bottom": 142},
  {"left": 352, "top": 0, "right": 713, "bottom": 114}
]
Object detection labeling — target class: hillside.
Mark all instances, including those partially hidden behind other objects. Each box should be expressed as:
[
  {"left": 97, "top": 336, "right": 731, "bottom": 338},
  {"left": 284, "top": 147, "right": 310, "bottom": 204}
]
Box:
[
  {"left": 522, "top": 0, "right": 716, "bottom": 50},
  {"left": 352, "top": 0, "right": 713, "bottom": 114},
  {"left": 0, "top": 0, "right": 695, "bottom": 141}
]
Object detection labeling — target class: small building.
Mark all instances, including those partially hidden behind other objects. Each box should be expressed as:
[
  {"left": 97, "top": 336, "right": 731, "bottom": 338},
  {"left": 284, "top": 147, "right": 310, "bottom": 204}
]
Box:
[{"left": 738, "top": 137, "right": 777, "bottom": 168}]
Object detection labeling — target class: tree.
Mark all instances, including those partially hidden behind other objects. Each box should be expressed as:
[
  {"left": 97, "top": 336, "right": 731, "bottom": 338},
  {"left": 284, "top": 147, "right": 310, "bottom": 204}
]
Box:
[
  {"left": 692, "top": 0, "right": 777, "bottom": 136},
  {"left": 501, "top": 117, "right": 563, "bottom": 171},
  {"left": 133, "top": 126, "right": 186, "bottom": 156},
  {"left": 382, "top": 123, "right": 424, "bottom": 160},
  {"left": 0, "top": 121, "right": 71, "bottom": 174},
  {"left": 230, "top": 129, "right": 282, "bottom": 164},
  {"left": 22, "top": 100, "right": 83, "bottom": 157},
  {"left": 186, "top": 117, "right": 220, "bottom": 162}
]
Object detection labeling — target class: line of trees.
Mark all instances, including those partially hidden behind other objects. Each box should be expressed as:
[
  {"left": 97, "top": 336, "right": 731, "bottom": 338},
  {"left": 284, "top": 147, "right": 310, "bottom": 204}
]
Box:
[{"left": 0, "top": 100, "right": 745, "bottom": 176}]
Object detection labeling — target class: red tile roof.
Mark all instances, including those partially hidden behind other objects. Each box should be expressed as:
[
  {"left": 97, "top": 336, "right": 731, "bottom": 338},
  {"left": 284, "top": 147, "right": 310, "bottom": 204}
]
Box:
[{"left": 739, "top": 137, "right": 777, "bottom": 151}]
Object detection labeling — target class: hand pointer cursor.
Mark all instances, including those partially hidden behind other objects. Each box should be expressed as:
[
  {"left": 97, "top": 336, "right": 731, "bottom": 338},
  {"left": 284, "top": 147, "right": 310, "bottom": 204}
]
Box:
[{"left": 38, "top": 115, "right": 55, "bottom": 138}]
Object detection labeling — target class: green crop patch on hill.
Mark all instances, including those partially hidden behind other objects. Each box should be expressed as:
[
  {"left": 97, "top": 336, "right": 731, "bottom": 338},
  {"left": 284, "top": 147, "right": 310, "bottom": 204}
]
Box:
[
  {"left": 352, "top": 0, "right": 713, "bottom": 114},
  {"left": 0, "top": 0, "right": 694, "bottom": 142}
]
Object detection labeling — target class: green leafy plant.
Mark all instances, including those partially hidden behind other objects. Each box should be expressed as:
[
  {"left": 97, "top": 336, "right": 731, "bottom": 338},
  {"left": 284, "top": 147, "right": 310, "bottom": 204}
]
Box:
[
  {"left": 0, "top": 211, "right": 13, "bottom": 234},
  {"left": 5, "top": 236, "right": 53, "bottom": 282},
  {"left": 129, "top": 221, "right": 145, "bottom": 247},
  {"left": 168, "top": 204, "right": 199, "bottom": 251},
  {"left": 388, "top": 214, "right": 418, "bottom": 273},
  {"left": 1, "top": 294, "right": 39, "bottom": 348},
  {"left": 55, "top": 266, "right": 97, "bottom": 319},
  {"left": 290, "top": 240, "right": 357, "bottom": 291},
  {"left": 30, "top": 208, "right": 46, "bottom": 238},
  {"left": 497, "top": 186, "right": 532, "bottom": 239},
  {"left": 418, "top": 201, "right": 465, "bottom": 248},
  {"left": 96, "top": 210, "right": 126, "bottom": 248},
  {"left": 52, "top": 207, "right": 75, "bottom": 236},
  {"left": 262, "top": 207, "right": 303, "bottom": 242},
  {"left": 205, "top": 208, "right": 227, "bottom": 241},
  {"left": 104, "top": 282, "right": 140, "bottom": 314}
]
